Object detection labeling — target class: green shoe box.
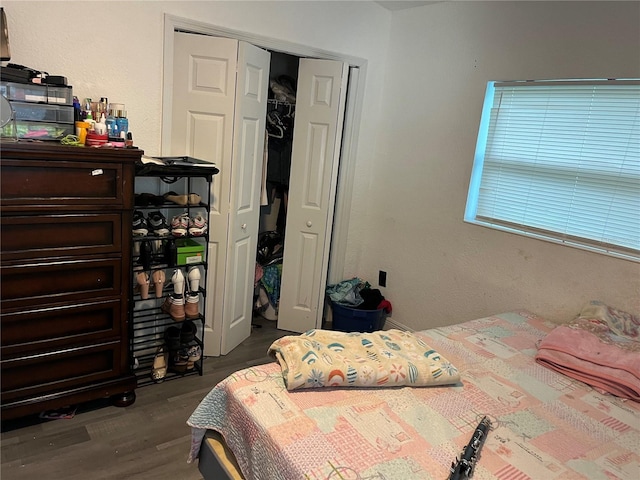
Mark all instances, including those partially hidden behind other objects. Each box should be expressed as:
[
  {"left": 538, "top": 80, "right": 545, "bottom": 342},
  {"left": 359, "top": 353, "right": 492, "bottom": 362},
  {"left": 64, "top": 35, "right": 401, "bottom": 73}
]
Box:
[{"left": 175, "top": 238, "right": 205, "bottom": 265}]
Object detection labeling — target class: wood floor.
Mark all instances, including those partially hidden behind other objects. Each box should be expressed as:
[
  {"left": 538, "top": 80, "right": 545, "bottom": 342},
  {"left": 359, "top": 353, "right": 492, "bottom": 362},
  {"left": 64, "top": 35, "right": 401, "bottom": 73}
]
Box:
[{"left": 1, "top": 317, "right": 290, "bottom": 480}]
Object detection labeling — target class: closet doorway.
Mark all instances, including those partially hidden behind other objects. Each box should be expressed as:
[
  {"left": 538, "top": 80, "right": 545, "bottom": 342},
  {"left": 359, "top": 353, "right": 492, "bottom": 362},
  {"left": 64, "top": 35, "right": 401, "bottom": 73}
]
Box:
[{"left": 162, "top": 15, "right": 364, "bottom": 357}]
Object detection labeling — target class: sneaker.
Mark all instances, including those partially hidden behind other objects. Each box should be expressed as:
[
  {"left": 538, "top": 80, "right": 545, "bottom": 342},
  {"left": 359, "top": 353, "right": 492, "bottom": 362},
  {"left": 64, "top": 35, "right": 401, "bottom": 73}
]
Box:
[
  {"left": 188, "top": 213, "right": 208, "bottom": 236},
  {"left": 185, "top": 293, "right": 200, "bottom": 319},
  {"left": 170, "top": 213, "right": 189, "bottom": 237},
  {"left": 132, "top": 210, "right": 148, "bottom": 236},
  {"left": 161, "top": 293, "right": 185, "bottom": 322},
  {"left": 147, "top": 211, "right": 170, "bottom": 236}
]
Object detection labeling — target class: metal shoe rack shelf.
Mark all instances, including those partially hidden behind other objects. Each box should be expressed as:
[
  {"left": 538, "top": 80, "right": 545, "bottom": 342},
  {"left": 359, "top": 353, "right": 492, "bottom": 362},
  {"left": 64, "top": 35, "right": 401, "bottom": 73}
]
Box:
[{"left": 130, "top": 162, "right": 217, "bottom": 387}]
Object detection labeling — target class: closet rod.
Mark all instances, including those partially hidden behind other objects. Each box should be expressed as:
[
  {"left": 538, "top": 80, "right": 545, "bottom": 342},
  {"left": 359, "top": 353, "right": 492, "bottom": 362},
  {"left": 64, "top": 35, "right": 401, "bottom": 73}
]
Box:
[{"left": 267, "top": 99, "right": 295, "bottom": 107}]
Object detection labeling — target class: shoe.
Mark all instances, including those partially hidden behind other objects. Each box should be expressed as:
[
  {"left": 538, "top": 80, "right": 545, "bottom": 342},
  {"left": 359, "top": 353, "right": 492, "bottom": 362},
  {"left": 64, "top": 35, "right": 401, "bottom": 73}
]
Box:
[
  {"left": 164, "top": 325, "right": 182, "bottom": 350},
  {"left": 135, "top": 193, "right": 164, "bottom": 207},
  {"left": 164, "top": 191, "right": 201, "bottom": 206},
  {"left": 187, "top": 266, "right": 201, "bottom": 293},
  {"left": 180, "top": 320, "right": 197, "bottom": 344},
  {"left": 171, "top": 268, "right": 185, "bottom": 296},
  {"left": 147, "top": 211, "right": 170, "bottom": 237},
  {"left": 170, "top": 213, "right": 189, "bottom": 237},
  {"left": 185, "top": 293, "right": 200, "bottom": 319},
  {"left": 164, "top": 238, "right": 177, "bottom": 267},
  {"left": 150, "top": 346, "right": 168, "bottom": 383},
  {"left": 186, "top": 344, "right": 202, "bottom": 363},
  {"left": 139, "top": 240, "right": 153, "bottom": 270},
  {"left": 188, "top": 213, "right": 208, "bottom": 236},
  {"left": 161, "top": 293, "right": 185, "bottom": 322},
  {"left": 152, "top": 269, "right": 166, "bottom": 298},
  {"left": 132, "top": 210, "right": 149, "bottom": 236},
  {"left": 136, "top": 271, "right": 150, "bottom": 299},
  {"left": 170, "top": 348, "right": 192, "bottom": 373}
]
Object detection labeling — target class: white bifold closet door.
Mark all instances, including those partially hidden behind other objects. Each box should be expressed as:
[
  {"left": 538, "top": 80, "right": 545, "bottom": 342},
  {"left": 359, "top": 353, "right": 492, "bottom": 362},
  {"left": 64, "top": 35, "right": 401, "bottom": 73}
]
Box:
[
  {"left": 277, "top": 59, "right": 349, "bottom": 333},
  {"left": 170, "top": 32, "right": 348, "bottom": 355}
]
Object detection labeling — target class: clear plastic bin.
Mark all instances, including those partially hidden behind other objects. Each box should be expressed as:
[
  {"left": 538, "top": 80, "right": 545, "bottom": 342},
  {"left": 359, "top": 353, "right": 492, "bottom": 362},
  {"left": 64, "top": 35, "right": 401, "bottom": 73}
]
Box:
[
  {"left": 11, "top": 101, "right": 74, "bottom": 123},
  {"left": 0, "top": 81, "right": 73, "bottom": 105},
  {"left": 2, "top": 120, "right": 73, "bottom": 140}
]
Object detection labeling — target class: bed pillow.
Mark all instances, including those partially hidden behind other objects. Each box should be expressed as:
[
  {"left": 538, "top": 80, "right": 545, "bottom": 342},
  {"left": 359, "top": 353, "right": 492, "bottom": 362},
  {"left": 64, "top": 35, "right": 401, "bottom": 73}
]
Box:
[{"left": 268, "top": 328, "right": 461, "bottom": 390}]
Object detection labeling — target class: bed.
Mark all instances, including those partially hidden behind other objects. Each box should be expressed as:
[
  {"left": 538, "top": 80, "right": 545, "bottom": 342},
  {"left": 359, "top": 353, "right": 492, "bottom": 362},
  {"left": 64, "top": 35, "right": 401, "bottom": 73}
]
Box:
[{"left": 187, "top": 306, "right": 640, "bottom": 480}]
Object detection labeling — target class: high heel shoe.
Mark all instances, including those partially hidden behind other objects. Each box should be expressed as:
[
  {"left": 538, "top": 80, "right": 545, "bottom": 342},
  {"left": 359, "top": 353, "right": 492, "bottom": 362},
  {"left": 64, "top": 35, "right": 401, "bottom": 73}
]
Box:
[
  {"left": 150, "top": 346, "right": 168, "bottom": 383},
  {"left": 136, "top": 271, "right": 150, "bottom": 299},
  {"left": 152, "top": 270, "right": 166, "bottom": 298},
  {"left": 187, "top": 266, "right": 201, "bottom": 293},
  {"left": 171, "top": 268, "right": 185, "bottom": 296}
]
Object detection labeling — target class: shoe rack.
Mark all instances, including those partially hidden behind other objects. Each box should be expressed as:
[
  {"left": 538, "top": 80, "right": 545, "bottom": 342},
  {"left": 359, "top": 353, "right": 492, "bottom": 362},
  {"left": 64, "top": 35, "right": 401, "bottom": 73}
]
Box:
[{"left": 130, "top": 165, "right": 216, "bottom": 387}]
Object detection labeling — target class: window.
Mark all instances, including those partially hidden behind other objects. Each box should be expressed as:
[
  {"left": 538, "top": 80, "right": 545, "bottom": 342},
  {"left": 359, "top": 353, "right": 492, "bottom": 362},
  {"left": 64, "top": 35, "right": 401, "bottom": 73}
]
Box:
[{"left": 465, "top": 79, "right": 640, "bottom": 261}]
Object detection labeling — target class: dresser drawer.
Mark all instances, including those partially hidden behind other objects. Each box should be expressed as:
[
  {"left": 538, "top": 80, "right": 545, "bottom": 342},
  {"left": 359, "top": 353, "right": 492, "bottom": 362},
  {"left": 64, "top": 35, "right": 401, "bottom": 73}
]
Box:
[
  {"left": 1, "top": 258, "right": 122, "bottom": 309},
  {"left": 1, "top": 213, "right": 122, "bottom": 261},
  {"left": 1, "top": 298, "right": 122, "bottom": 356},
  {"left": 0, "top": 160, "right": 123, "bottom": 207},
  {"left": 1, "top": 341, "right": 123, "bottom": 402}
]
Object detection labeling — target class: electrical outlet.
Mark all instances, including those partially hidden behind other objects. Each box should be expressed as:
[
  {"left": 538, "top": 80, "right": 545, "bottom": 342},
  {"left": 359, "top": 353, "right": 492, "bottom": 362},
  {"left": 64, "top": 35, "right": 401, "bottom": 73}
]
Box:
[{"left": 378, "top": 270, "right": 387, "bottom": 287}]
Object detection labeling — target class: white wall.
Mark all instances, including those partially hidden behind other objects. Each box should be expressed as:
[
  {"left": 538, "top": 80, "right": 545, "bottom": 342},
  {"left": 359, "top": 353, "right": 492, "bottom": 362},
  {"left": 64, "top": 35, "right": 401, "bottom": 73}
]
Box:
[
  {"left": 350, "top": 1, "right": 640, "bottom": 328},
  {"left": 3, "top": 1, "right": 390, "bottom": 159},
  {"left": 4, "top": 1, "right": 639, "bottom": 329}
]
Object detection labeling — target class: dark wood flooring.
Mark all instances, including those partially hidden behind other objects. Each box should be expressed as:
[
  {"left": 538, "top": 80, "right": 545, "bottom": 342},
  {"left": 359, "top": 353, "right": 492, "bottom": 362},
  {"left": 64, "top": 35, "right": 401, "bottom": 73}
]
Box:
[{"left": 1, "top": 316, "right": 290, "bottom": 480}]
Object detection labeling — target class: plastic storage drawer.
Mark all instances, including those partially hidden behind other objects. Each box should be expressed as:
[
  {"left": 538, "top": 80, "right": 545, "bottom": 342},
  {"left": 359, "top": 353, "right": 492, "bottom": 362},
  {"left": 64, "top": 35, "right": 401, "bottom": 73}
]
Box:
[
  {"left": 2, "top": 120, "right": 73, "bottom": 140},
  {"left": 0, "top": 81, "right": 73, "bottom": 105},
  {"left": 11, "top": 101, "right": 74, "bottom": 123}
]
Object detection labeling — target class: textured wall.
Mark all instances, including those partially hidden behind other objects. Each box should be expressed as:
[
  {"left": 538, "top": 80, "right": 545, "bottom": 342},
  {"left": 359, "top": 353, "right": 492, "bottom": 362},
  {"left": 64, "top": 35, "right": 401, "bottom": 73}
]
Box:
[{"left": 348, "top": 1, "right": 640, "bottom": 327}]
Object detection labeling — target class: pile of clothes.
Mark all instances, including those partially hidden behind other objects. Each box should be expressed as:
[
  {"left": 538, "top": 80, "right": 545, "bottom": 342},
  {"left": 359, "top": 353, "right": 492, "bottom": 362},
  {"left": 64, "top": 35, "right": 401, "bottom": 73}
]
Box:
[{"left": 326, "top": 277, "right": 392, "bottom": 314}]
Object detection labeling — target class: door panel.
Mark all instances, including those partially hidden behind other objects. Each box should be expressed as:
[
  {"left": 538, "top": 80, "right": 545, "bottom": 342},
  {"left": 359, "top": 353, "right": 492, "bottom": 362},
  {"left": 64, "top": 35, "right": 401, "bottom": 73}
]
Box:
[
  {"left": 172, "top": 33, "right": 269, "bottom": 356},
  {"left": 278, "top": 59, "right": 349, "bottom": 333},
  {"left": 171, "top": 33, "right": 238, "bottom": 356},
  {"left": 222, "top": 42, "right": 270, "bottom": 354}
]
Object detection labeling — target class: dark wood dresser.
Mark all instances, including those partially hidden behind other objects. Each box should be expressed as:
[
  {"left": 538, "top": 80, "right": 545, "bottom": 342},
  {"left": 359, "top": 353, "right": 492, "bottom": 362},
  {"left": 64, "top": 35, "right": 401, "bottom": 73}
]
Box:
[{"left": 0, "top": 142, "right": 141, "bottom": 420}]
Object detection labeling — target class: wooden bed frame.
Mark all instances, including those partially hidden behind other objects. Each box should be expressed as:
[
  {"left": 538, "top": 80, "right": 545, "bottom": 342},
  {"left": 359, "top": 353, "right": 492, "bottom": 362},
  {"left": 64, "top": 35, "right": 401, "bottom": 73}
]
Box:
[{"left": 198, "top": 430, "right": 244, "bottom": 480}]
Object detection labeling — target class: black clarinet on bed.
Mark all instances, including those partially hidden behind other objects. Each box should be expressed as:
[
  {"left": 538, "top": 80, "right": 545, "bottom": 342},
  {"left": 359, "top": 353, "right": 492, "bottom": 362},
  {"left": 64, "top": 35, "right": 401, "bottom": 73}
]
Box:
[{"left": 448, "top": 416, "right": 492, "bottom": 480}]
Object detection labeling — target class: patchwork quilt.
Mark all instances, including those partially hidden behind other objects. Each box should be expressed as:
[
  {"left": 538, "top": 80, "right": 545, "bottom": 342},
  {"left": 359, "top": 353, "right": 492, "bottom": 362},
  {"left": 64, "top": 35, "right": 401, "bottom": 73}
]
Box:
[{"left": 187, "top": 311, "right": 640, "bottom": 479}]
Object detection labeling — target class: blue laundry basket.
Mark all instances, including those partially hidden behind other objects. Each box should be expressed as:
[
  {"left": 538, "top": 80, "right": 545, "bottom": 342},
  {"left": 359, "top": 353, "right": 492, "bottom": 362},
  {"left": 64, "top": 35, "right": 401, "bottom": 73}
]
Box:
[{"left": 330, "top": 301, "right": 386, "bottom": 333}]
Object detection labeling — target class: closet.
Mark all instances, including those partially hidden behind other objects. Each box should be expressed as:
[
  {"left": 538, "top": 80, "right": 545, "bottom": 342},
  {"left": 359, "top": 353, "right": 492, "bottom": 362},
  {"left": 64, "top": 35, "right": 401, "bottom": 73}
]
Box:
[
  {"left": 254, "top": 52, "right": 299, "bottom": 324},
  {"left": 164, "top": 29, "right": 349, "bottom": 356}
]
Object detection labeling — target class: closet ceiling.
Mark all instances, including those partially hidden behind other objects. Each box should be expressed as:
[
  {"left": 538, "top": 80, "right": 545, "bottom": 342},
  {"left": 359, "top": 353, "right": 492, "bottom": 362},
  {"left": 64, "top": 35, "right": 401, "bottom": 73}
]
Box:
[{"left": 376, "top": 1, "right": 441, "bottom": 11}]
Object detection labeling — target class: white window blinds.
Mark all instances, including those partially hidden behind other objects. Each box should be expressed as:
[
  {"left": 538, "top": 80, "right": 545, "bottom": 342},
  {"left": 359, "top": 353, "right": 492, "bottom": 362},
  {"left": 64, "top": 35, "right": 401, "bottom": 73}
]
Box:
[{"left": 465, "top": 80, "right": 640, "bottom": 260}]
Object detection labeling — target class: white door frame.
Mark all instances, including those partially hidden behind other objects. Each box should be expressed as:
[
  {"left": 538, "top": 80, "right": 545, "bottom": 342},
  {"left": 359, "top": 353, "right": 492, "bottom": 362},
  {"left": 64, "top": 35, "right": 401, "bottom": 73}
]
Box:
[{"left": 162, "top": 14, "right": 365, "bottom": 350}]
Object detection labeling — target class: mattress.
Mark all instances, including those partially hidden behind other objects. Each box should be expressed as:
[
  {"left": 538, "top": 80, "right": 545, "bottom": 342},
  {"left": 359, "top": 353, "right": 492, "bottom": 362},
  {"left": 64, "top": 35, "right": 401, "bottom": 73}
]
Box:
[{"left": 188, "top": 310, "right": 640, "bottom": 479}]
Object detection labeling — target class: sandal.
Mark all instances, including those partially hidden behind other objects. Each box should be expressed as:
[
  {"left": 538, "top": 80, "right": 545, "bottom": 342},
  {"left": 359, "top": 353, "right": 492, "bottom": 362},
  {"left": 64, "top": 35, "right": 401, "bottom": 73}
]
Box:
[
  {"left": 136, "top": 271, "right": 150, "bottom": 299},
  {"left": 152, "top": 269, "right": 166, "bottom": 298},
  {"left": 150, "top": 346, "right": 168, "bottom": 383},
  {"left": 163, "top": 191, "right": 201, "bottom": 206}
]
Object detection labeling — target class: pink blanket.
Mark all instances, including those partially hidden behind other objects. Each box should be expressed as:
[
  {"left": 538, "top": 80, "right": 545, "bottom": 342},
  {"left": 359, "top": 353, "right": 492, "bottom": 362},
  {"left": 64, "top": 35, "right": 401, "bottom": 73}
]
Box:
[{"left": 535, "top": 302, "right": 640, "bottom": 401}]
